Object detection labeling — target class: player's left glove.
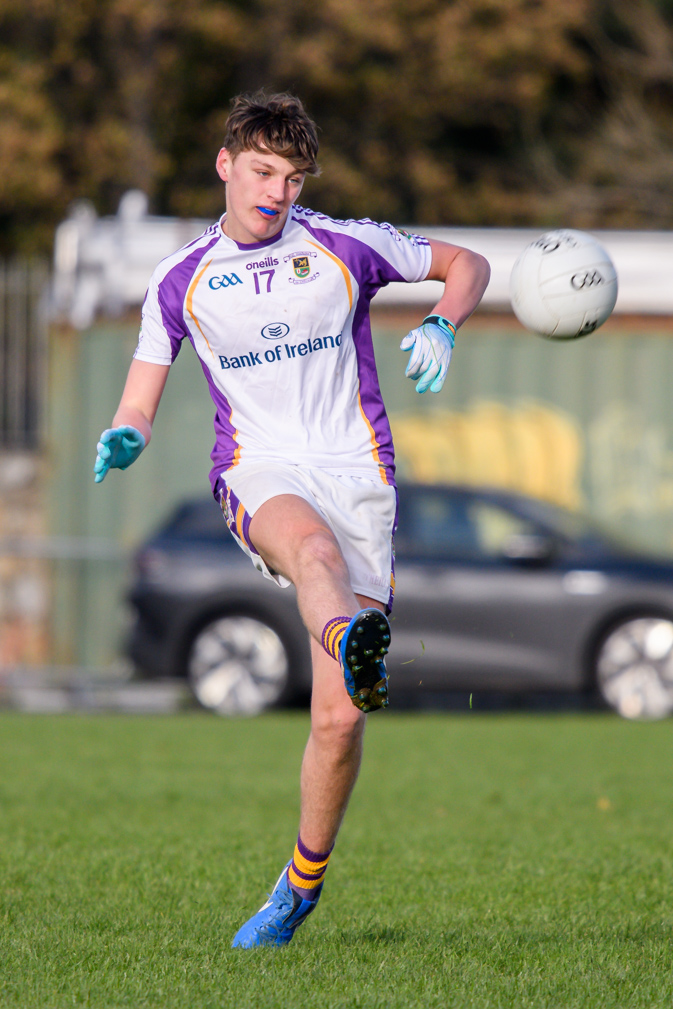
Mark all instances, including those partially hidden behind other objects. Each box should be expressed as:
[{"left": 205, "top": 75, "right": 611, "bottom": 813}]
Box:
[
  {"left": 93, "top": 426, "right": 146, "bottom": 483},
  {"left": 400, "top": 315, "right": 456, "bottom": 394}
]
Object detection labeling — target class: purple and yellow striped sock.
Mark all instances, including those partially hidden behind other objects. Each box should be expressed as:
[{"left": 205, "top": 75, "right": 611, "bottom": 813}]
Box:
[
  {"left": 321, "top": 615, "right": 351, "bottom": 662},
  {"left": 287, "top": 835, "right": 333, "bottom": 899}
]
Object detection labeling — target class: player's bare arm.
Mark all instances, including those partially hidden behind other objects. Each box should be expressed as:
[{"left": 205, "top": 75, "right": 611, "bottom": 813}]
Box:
[
  {"left": 426, "top": 238, "right": 491, "bottom": 328},
  {"left": 112, "top": 359, "right": 170, "bottom": 442},
  {"left": 401, "top": 238, "right": 490, "bottom": 394},
  {"left": 93, "top": 360, "right": 169, "bottom": 483}
]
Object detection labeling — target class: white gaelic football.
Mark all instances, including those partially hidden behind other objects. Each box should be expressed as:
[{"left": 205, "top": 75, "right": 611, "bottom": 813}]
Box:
[{"left": 509, "top": 229, "right": 618, "bottom": 340}]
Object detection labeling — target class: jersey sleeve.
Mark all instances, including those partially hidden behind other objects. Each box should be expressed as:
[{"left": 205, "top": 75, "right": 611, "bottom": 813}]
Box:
[
  {"left": 295, "top": 209, "right": 432, "bottom": 299},
  {"left": 355, "top": 221, "right": 432, "bottom": 288},
  {"left": 133, "top": 272, "right": 185, "bottom": 365}
]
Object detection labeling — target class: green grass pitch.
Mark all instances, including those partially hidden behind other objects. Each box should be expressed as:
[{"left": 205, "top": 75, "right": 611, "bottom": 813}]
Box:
[{"left": 1, "top": 711, "right": 672, "bottom": 1008}]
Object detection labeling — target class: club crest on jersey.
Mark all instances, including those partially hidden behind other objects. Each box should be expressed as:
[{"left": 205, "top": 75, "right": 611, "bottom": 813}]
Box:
[
  {"left": 284, "top": 250, "right": 319, "bottom": 285},
  {"left": 292, "top": 256, "right": 310, "bottom": 278}
]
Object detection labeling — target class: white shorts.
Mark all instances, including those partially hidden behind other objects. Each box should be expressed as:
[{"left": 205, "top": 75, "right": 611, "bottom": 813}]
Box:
[{"left": 215, "top": 462, "right": 398, "bottom": 611}]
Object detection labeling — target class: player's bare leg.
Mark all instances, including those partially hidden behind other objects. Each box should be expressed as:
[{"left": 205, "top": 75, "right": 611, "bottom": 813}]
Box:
[
  {"left": 298, "top": 596, "right": 383, "bottom": 852},
  {"left": 249, "top": 494, "right": 390, "bottom": 711},
  {"left": 248, "top": 493, "right": 359, "bottom": 639},
  {"left": 231, "top": 499, "right": 390, "bottom": 947},
  {"left": 251, "top": 494, "right": 384, "bottom": 845}
]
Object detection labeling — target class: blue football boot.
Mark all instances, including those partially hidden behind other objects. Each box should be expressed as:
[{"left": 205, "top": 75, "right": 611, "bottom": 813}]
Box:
[
  {"left": 231, "top": 862, "right": 322, "bottom": 948},
  {"left": 340, "top": 608, "right": 390, "bottom": 712}
]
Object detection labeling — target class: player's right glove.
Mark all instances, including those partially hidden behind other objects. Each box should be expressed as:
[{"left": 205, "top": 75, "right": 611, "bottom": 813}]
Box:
[
  {"left": 93, "top": 426, "right": 146, "bottom": 483},
  {"left": 400, "top": 315, "right": 456, "bottom": 394}
]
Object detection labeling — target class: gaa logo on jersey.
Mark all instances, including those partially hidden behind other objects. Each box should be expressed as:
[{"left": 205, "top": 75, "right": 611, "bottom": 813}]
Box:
[
  {"left": 261, "top": 322, "right": 290, "bottom": 340},
  {"left": 208, "top": 273, "right": 243, "bottom": 290}
]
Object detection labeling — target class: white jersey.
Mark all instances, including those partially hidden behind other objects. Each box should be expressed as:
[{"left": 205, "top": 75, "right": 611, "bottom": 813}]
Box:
[{"left": 134, "top": 205, "right": 432, "bottom": 496}]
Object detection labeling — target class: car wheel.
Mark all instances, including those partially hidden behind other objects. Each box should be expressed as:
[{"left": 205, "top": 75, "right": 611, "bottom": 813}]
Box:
[
  {"left": 596, "top": 616, "right": 673, "bottom": 720},
  {"left": 187, "top": 614, "right": 290, "bottom": 715}
]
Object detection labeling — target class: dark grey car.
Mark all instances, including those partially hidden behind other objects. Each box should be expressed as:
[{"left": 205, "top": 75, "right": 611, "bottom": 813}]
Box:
[{"left": 127, "top": 483, "right": 673, "bottom": 720}]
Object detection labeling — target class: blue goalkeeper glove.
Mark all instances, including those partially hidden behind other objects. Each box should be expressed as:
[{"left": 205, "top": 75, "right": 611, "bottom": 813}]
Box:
[
  {"left": 93, "top": 426, "right": 146, "bottom": 483},
  {"left": 400, "top": 315, "right": 456, "bottom": 393}
]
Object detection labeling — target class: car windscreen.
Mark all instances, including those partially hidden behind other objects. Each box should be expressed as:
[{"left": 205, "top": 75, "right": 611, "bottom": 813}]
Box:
[
  {"left": 396, "top": 488, "right": 543, "bottom": 561},
  {"left": 507, "top": 496, "right": 626, "bottom": 551}
]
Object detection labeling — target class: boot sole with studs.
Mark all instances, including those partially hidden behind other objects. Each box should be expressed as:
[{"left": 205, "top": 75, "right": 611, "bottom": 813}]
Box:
[{"left": 341, "top": 609, "right": 390, "bottom": 712}]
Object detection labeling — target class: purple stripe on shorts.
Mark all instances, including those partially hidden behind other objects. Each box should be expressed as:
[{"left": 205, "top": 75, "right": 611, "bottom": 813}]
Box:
[
  {"left": 157, "top": 234, "right": 220, "bottom": 361},
  {"left": 238, "top": 502, "right": 256, "bottom": 554},
  {"left": 216, "top": 481, "right": 260, "bottom": 557},
  {"left": 387, "top": 487, "right": 399, "bottom": 615}
]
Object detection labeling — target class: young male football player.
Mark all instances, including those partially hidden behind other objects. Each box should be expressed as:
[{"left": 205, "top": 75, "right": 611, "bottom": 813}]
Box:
[{"left": 94, "top": 92, "right": 490, "bottom": 948}]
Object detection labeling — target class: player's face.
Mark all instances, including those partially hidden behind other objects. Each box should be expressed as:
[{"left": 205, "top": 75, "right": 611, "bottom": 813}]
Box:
[{"left": 216, "top": 147, "right": 305, "bottom": 244}]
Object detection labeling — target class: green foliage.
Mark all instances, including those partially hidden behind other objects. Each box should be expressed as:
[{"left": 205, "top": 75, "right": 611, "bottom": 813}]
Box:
[
  {"left": 2, "top": 0, "right": 673, "bottom": 251},
  {"left": 0, "top": 712, "right": 672, "bottom": 1007}
]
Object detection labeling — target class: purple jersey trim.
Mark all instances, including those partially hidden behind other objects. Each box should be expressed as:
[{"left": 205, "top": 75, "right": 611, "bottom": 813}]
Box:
[
  {"left": 197, "top": 361, "right": 242, "bottom": 490},
  {"left": 296, "top": 217, "right": 399, "bottom": 483},
  {"left": 294, "top": 206, "right": 430, "bottom": 245},
  {"left": 232, "top": 233, "right": 286, "bottom": 251},
  {"left": 295, "top": 217, "right": 408, "bottom": 298},
  {"left": 157, "top": 234, "right": 220, "bottom": 362},
  {"left": 222, "top": 217, "right": 289, "bottom": 252},
  {"left": 352, "top": 291, "right": 396, "bottom": 483},
  {"left": 182, "top": 222, "right": 219, "bottom": 251}
]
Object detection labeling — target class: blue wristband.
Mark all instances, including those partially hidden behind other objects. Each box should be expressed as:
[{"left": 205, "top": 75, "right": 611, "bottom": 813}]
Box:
[{"left": 422, "top": 315, "right": 457, "bottom": 346}]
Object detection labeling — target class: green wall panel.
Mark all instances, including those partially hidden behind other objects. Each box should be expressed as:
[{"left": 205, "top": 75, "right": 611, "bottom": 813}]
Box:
[{"left": 47, "top": 317, "right": 673, "bottom": 667}]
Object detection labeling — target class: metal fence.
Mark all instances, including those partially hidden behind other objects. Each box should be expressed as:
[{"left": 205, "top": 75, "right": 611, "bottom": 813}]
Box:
[{"left": 0, "top": 259, "right": 49, "bottom": 448}]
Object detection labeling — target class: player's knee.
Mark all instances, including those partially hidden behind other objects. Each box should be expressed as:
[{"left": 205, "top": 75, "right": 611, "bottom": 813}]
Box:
[
  {"left": 296, "top": 528, "right": 345, "bottom": 576},
  {"left": 312, "top": 701, "right": 364, "bottom": 754}
]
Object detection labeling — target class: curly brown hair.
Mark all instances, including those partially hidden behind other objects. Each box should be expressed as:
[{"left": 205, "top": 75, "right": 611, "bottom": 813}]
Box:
[{"left": 223, "top": 91, "right": 320, "bottom": 176}]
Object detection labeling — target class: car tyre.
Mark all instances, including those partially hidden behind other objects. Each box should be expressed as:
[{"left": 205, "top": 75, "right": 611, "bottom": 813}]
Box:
[
  {"left": 187, "top": 613, "right": 291, "bottom": 715},
  {"left": 596, "top": 615, "right": 673, "bottom": 720}
]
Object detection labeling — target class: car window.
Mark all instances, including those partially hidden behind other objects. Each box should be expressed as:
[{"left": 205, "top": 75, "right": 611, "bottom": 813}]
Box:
[
  {"left": 510, "top": 497, "right": 623, "bottom": 550},
  {"left": 469, "top": 501, "right": 537, "bottom": 556},
  {"left": 397, "top": 490, "right": 539, "bottom": 560},
  {"left": 165, "top": 499, "right": 228, "bottom": 539}
]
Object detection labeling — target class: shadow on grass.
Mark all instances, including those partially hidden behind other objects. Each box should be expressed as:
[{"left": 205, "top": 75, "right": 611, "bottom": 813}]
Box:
[{"left": 335, "top": 924, "right": 408, "bottom": 946}]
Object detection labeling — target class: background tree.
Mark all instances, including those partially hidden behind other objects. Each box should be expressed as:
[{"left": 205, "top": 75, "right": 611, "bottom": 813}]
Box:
[{"left": 1, "top": 0, "right": 673, "bottom": 252}]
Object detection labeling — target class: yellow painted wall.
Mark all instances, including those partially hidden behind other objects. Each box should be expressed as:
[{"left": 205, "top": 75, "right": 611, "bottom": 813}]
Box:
[{"left": 391, "top": 401, "right": 583, "bottom": 511}]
